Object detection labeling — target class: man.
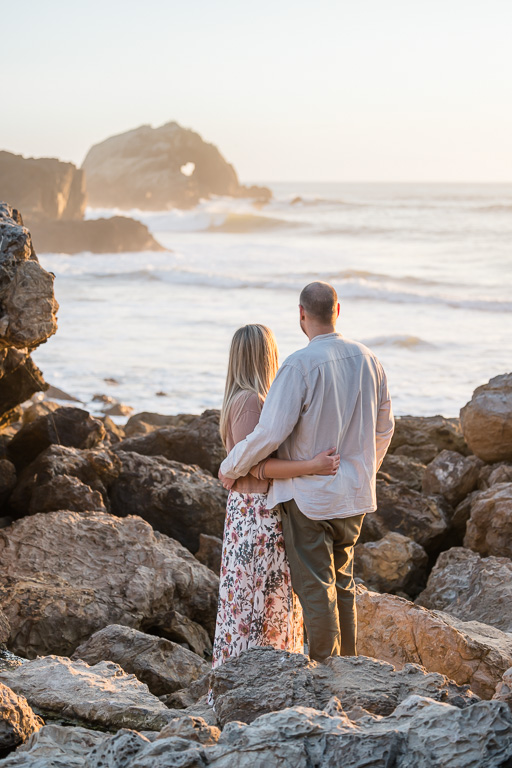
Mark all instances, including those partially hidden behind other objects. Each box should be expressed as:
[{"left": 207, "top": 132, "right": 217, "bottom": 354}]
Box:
[{"left": 219, "top": 281, "right": 394, "bottom": 662}]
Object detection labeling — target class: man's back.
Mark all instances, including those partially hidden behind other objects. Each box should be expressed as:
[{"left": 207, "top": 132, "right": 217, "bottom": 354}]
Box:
[{"left": 264, "top": 332, "right": 394, "bottom": 518}]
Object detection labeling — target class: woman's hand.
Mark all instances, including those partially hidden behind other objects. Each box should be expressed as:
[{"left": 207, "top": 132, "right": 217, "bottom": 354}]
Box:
[
  {"left": 310, "top": 448, "right": 340, "bottom": 475},
  {"left": 218, "top": 468, "right": 235, "bottom": 490}
]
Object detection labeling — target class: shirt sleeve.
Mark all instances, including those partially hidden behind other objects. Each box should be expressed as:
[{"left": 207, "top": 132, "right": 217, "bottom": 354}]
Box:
[
  {"left": 221, "top": 363, "right": 307, "bottom": 479},
  {"left": 375, "top": 366, "right": 395, "bottom": 469}
]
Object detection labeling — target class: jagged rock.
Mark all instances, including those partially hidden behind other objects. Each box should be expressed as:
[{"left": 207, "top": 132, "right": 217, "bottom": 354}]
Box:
[
  {"left": 378, "top": 454, "right": 426, "bottom": 491},
  {"left": 103, "top": 403, "right": 133, "bottom": 417},
  {"left": 354, "top": 532, "right": 428, "bottom": 596},
  {"left": 8, "top": 445, "right": 120, "bottom": 517},
  {"left": 0, "top": 459, "right": 16, "bottom": 506},
  {"left": 388, "top": 415, "right": 468, "bottom": 464},
  {"left": 195, "top": 533, "right": 222, "bottom": 574},
  {"left": 463, "top": 483, "right": 512, "bottom": 557},
  {"left": 100, "top": 416, "right": 125, "bottom": 444},
  {"left": 0, "top": 609, "right": 10, "bottom": 645},
  {"left": 450, "top": 491, "right": 478, "bottom": 539},
  {"left": 416, "top": 547, "right": 512, "bottom": 632},
  {"left": 21, "top": 400, "right": 60, "bottom": 425},
  {"left": 164, "top": 612, "right": 212, "bottom": 658},
  {"left": 0, "top": 204, "right": 58, "bottom": 420},
  {"left": 360, "top": 478, "right": 448, "bottom": 552},
  {"left": 460, "top": 373, "right": 512, "bottom": 462},
  {"left": 0, "top": 151, "right": 85, "bottom": 221},
  {"left": 5, "top": 699, "right": 512, "bottom": 768},
  {"left": 0, "top": 656, "right": 175, "bottom": 731},
  {"left": 479, "top": 461, "right": 512, "bottom": 490},
  {"left": 0, "top": 509, "right": 219, "bottom": 657},
  {"left": 72, "top": 624, "right": 209, "bottom": 697},
  {"left": 7, "top": 408, "right": 105, "bottom": 471},
  {"left": 0, "top": 724, "right": 105, "bottom": 768},
  {"left": 494, "top": 667, "right": 512, "bottom": 711},
  {"left": 28, "top": 216, "right": 164, "bottom": 254},
  {"left": 124, "top": 412, "right": 196, "bottom": 438},
  {"left": 208, "top": 647, "right": 477, "bottom": 726},
  {"left": 0, "top": 682, "right": 43, "bottom": 751},
  {"left": 82, "top": 121, "right": 271, "bottom": 210},
  {"left": 356, "top": 586, "right": 512, "bottom": 698},
  {"left": 109, "top": 451, "right": 227, "bottom": 553},
  {"left": 422, "top": 449, "right": 483, "bottom": 506},
  {"left": 115, "top": 409, "right": 225, "bottom": 476},
  {"left": 44, "top": 384, "right": 81, "bottom": 402}
]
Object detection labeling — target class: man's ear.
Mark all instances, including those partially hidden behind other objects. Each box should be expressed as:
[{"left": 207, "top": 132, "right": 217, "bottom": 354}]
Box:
[
  {"left": 336, "top": 303, "right": 340, "bottom": 319},
  {"left": 299, "top": 304, "right": 305, "bottom": 321}
]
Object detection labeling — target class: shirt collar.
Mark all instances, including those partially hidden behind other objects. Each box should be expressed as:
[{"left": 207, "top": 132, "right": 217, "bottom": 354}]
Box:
[{"left": 308, "top": 332, "right": 342, "bottom": 345}]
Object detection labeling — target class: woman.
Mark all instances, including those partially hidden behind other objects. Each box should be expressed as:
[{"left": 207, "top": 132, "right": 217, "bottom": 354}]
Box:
[{"left": 210, "top": 324, "right": 340, "bottom": 677}]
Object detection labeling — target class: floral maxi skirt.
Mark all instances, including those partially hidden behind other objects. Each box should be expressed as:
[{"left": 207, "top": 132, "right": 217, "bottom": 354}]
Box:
[{"left": 211, "top": 491, "right": 303, "bottom": 671}]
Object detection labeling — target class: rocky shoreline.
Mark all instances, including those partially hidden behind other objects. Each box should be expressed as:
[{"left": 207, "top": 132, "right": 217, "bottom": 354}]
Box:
[{"left": 1, "top": 207, "right": 512, "bottom": 766}]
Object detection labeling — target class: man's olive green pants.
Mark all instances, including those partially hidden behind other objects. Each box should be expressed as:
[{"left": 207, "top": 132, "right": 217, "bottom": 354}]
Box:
[{"left": 280, "top": 498, "right": 365, "bottom": 662}]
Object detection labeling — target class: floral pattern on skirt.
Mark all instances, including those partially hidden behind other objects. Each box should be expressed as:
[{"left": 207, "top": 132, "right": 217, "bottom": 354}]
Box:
[{"left": 211, "top": 491, "right": 303, "bottom": 676}]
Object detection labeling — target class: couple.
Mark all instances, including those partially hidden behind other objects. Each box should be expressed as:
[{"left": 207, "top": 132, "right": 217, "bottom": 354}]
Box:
[{"left": 210, "top": 281, "right": 394, "bottom": 680}]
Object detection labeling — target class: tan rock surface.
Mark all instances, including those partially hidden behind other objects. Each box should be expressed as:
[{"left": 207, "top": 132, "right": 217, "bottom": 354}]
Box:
[
  {"left": 0, "top": 509, "right": 219, "bottom": 657},
  {"left": 460, "top": 373, "right": 512, "bottom": 462},
  {"left": 0, "top": 681, "right": 43, "bottom": 750},
  {"left": 378, "top": 453, "right": 426, "bottom": 491},
  {"left": 388, "top": 415, "right": 468, "bottom": 463},
  {"left": 422, "top": 449, "right": 483, "bottom": 506},
  {"left": 416, "top": 547, "right": 512, "bottom": 632},
  {"left": 72, "top": 624, "right": 209, "bottom": 696},
  {"left": 0, "top": 655, "right": 175, "bottom": 731},
  {"left": 493, "top": 666, "right": 512, "bottom": 711},
  {"left": 208, "top": 646, "right": 477, "bottom": 726},
  {"left": 354, "top": 531, "right": 428, "bottom": 596},
  {"left": 357, "top": 587, "right": 512, "bottom": 698},
  {"left": 463, "top": 482, "right": 512, "bottom": 557}
]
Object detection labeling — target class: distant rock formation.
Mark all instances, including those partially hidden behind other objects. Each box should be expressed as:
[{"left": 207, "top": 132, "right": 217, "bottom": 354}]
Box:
[
  {"left": 82, "top": 121, "right": 271, "bottom": 210},
  {"left": 0, "top": 152, "right": 164, "bottom": 253},
  {"left": 0, "top": 150, "right": 85, "bottom": 221},
  {"left": 0, "top": 204, "right": 58, "bottom": 424}
]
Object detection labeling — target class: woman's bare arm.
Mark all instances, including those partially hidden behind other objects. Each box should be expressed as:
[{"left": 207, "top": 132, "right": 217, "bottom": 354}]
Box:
[{"left": 249, "top": 448, "right": 340, "bottom": 481}]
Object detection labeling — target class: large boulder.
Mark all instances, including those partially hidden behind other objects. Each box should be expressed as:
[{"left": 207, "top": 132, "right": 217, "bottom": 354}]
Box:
[
  {"left": 124, "top": 411, "right": 196, "bottom": 438},
  {"left": 0, "top": 655, "right": 175, "bottom": 731},
  {"left": 0, "top": 204, "right": 58, "bottom": 421},
  {"left": 195, "top": 533, "right": 223, "bottom": 574},
  {"left": 109, "top": 451, "right": 227, "bottom": 553},
  {"left": 460, "top": 373, "right": 512, "bottom": 462},
  {"left": 115, "top": 409, "right": 225, "bottom": 476},
  {"left": 208, "top": 647, "right": 477, "bottom": 727},
  {"left": 82, "top": 121, "right": 271, "bottom": 210},
  {"left": 463, "top": 483, "right": 512, "bottom": 557},
  {"left": 416, "top": 547, "right": 512, "bottom": 632},
  {"left": 422, "top": 449, "right": 483, "bottom": 506},
  {"left": 8, "top": 445, "right": 120, "bottom": 518},
  {"left": 357, "top": 587, "right": 512, "bottom": 698},
  {"left": 0, "top": 682, "right": 43, "bottom": 751},
  {"left": 479, "top": 461, "right": 512, "bottom": 490},
  {"left": 360, "top": 478, "right": 448, "bottom": 552},
  {"left": 72, "top": 624, "right": 209, "bottom": 697},
  {"left": 0, "top": 509, "right": 219, "bottom": 658},
  {"left": 7, "top": 408, "right": 105, "bottom": 472},
  {"left": 388, "top": 415, "right": 468, "bottom": 464},
  {"left": 354, "top": 532, "right": 428, "bottom": 596},
  {"left": 0, "top": 724, "right": 105, "bottom": 768},
  {"left": 378, "top": 454, "right": 426, "bottom": 491}
]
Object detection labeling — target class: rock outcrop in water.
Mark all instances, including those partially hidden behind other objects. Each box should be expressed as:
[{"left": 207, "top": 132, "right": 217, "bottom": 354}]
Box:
[
  {"left": 0, "top": 204, "right": 58, "bottom": 425},
  {"left": 0, "top": 153, "right": 164, "bottom": 253},
  {"left": 82, "top": 121, "right": 272, "bottom": 210}
]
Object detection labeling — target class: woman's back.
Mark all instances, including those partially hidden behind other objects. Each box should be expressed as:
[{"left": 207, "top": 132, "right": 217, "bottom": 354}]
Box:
[{"left": 225, "top": 390, "right": 269, "bottom": 493}]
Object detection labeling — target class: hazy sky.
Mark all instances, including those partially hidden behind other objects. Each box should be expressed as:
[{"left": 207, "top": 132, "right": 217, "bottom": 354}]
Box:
[{"left": 2, "top": 0, "right": 511, "bottom": 181}]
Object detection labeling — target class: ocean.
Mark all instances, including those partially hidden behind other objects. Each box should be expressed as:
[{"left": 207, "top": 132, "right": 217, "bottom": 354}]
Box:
[{"left": 33, "top": 182, "right": 512, "bottom": 420}]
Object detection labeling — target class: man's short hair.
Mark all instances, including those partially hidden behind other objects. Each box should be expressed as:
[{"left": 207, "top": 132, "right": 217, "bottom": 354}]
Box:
[{"left": 299, "top": 282, "right": 338, "bottom": 324}]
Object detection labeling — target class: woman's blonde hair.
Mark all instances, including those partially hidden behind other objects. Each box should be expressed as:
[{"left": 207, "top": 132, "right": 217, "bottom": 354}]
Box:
[{"left": 219, "top": 324, "right": 279, "bottom": 447}]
